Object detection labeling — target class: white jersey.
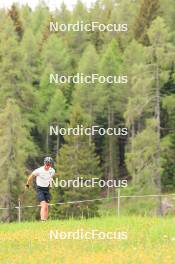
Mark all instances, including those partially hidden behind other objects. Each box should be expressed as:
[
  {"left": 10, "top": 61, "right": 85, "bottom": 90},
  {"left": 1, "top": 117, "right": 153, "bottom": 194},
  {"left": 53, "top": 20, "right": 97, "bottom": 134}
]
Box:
[{"left": 33, "top": 166, "right": 55, "bottom": 187}]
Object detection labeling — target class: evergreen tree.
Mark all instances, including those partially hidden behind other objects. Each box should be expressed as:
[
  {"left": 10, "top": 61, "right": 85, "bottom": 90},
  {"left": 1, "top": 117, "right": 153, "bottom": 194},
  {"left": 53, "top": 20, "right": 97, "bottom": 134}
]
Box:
[
  {"left": 8, "top": 4, "right": 24, "bottom": 40},
  {"left": 73, "top": 44, "right": 99, "bottom": 125},
  {"left": 21, "top": 27, "right": 40, "bottom": 88},
  {"left": 126, "top": 118, "right": 159, "bottom": 192},
  {"left": 36, "top": 35, "right": 71, "bottom": 154},
  {"left": 160, "top": 0, "right": 175, "bottom": 38},
  {"left": 98, "top": 39, "right": 123, "bottom": 195},
  {"left": 147, "top": 17, "right": 175, "bottom": 213},
  {"left": 67, "top": 0, "right": 90, "bottom": 64},
  {"left": 108, "top": 0, "right": 140, "bottom": 49},
  {"left": 134, "top": 0, "right": 160, "bottom": 45},
  {"left": 0, "top": 15, "right": 35, "bottom": 114},
  {"left": 31, "top": 2, "right": 50, "bottom": 34},
  {"left": 0, "top": 99, "right": 36, "bottom": 222},
  {"left": 161, "top": 81, "right": 175, "bottom": 191},
  {"left": 46, "top": 89, "right": 68, "bottom": 155},
  {"left": 50, "top": 105, "right": 102, "bottom": 219},
  {"left": 20, "top": 4, "right": 32, "bottom": 30},
  {"left": 124, "top": 17, "right": 175, "bottom": 214},
  {"left": 41, "top": 35, "right": 71, "bottom": 76}
]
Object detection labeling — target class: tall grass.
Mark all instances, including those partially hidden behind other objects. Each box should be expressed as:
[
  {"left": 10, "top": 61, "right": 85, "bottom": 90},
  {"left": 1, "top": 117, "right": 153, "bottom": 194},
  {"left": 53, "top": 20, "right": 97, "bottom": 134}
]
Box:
[{"left": 0, "top": 216, "right": 175, "bottom": 264}]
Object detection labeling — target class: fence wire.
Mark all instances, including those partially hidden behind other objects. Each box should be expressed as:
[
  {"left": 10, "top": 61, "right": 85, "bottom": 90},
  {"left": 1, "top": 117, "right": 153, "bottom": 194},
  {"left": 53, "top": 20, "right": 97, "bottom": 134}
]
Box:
[{"left": 0, "top": 193, "right": 175, "bottom": 210}]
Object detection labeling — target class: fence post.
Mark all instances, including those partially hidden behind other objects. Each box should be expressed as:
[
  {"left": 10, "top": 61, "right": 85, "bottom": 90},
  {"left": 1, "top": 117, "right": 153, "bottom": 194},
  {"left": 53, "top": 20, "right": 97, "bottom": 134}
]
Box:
[
  {"left": 117, "top": 188, "right": 120, "bottom": 217},
  {"left": 18, "top": 198, "right": 21, "bottom": 223}
]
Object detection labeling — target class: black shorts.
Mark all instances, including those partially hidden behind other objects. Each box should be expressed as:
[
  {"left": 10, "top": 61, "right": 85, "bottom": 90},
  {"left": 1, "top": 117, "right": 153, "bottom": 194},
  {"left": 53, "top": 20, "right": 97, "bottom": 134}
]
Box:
[{"left": 36, "top": 186, "right": 51, "bottom": 203}]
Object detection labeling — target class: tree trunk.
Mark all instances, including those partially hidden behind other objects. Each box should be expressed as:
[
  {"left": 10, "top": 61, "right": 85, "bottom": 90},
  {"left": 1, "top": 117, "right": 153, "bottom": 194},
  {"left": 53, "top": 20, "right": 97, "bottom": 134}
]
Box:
[
  {"left": 107, "top": 105, "right": 115, "bottom": 197},
  {"left": 46, "top": 123, "right": 49, "bottom": 153},
  {"left": 155, "top": 63, "right": 162, "bottom": 215},
  {"left": 89, "top": 104, "right": 93, "bottom": 146},
  {"left": 56, "top": 123, "right": 60, "bottom": 157}
]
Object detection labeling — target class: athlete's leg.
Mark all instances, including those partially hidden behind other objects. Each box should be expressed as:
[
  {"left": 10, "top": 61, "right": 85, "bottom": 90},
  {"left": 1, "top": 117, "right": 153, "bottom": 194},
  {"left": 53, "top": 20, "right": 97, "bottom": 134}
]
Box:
[
  {"left": 38, "top": 189, "right": 50, "bottom": 220},
  {"left": 40, "top": 201, "right": 48, "bottom": 220},
  {"left": 45, "top": 202, "right": 49, "bottom": 219},
  {"left": 44, "top": 191, "right": 51, "bottom": 220}
]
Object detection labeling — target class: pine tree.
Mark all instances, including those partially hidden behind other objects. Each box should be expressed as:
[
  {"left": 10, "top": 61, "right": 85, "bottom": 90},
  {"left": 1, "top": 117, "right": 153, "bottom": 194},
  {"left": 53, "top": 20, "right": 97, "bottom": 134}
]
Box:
[
  {"left": 98, "top": 39, "right": 123, "bottom": 195},
  {"left": 126, "top": 119, "right": 158, "bottom": 190},
  {"left": 107, "top": 0, "right": 140, "bottom": 49},
  {"left": 124, "top": 17, "right": 175, "bottom": 214},
  {"left": 0, "top": 99, "right": 36, "bottom": 222},
  {"left": 36, "top": 36, "right": 71, "bottom": 153},
  {"left": 0, "top": 15, "right": 35, "bottom": 113},
  {"left": 8, "top": 4, "right": 24, "bottom": 40},
  {"left": 147, "top": 17, "right": 175, "bottom": 213},
  {"left": 41, "top": 35, "right": 70, "bottom": 76},
  {"left": 161, "top": 94, "right": 175, "bottom": 191},
  {"left": 50, "top": 105, "right": 102, "bottom": 219},
  {"left": 21, "top": 28, "right": 40, "bottom": 85},
  {"left": 31, "top": 2, "right": 50, "bottom": 34},
  {"left": 46, "top": 89, "right": 68, "bottom": 155},
  {"left": 20, "top": 4, "right": 32, "bottom": 30},
  {"left": 67, "top": 0, "right": 90, "bottom": 63},
  {"left": 134, "top": 0, "right": 160, "bottom": 45},
  {"left": 160, "top": 0, "right": 175, "bottom": 34},
  {"left": 73, "top": 43, "right": 99, "bottom": 125}
]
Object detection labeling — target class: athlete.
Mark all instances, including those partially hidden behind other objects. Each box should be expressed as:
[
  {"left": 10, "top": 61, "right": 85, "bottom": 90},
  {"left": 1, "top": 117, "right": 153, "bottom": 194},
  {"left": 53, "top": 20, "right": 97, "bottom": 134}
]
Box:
[{"left": 25, "top": 157, "right": 55, "bottom": 221}]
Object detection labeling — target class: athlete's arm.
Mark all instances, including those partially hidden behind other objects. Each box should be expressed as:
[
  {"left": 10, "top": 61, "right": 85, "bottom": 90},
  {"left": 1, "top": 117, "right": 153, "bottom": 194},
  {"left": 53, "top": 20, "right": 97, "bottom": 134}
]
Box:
[{"left": 25, "top": 172, "right": 37, "bottom": 188}]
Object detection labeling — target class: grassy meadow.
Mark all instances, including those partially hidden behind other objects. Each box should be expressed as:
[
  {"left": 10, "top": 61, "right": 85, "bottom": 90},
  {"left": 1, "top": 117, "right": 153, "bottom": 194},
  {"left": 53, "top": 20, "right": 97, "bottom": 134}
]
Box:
[{"left": 0, "top": 216, "right": 175, "bottom": 264}]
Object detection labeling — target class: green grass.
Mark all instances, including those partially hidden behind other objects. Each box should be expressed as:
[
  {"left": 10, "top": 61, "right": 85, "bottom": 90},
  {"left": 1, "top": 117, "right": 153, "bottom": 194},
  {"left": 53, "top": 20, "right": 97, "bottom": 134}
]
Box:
[{"left": 0, "top": 216, "right": 175, "bottom": 264}]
